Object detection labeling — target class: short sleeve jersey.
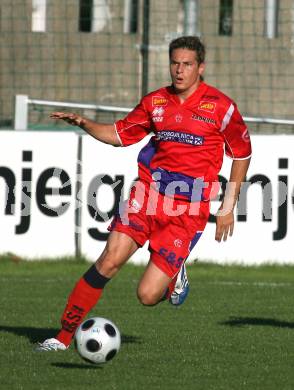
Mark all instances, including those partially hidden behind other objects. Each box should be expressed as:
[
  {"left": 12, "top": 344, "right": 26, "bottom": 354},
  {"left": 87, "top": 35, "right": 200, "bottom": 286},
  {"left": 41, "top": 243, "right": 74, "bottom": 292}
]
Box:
[{"left": 115, "top": 82, "right": 251, "bottom": 199}]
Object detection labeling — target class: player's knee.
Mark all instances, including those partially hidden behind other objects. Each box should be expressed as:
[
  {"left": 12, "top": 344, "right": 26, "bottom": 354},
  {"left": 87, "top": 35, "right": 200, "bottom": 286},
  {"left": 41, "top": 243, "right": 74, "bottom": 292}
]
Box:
[
  {"left": 96, "top": 249, "right": 121, "bottom": 277},
  {"left": 137, "top": 287, "right": 160, "bottom": 306}
]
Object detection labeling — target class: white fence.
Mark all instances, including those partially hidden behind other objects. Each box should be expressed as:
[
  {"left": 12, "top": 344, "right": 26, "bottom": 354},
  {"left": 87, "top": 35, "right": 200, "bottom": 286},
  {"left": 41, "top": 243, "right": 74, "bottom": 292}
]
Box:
[
  {"left": 0, "top": 130, "right": 293, "bottom": 264},
  {"left": 14, "top": 95, "right": 294, "bottom": 131}
]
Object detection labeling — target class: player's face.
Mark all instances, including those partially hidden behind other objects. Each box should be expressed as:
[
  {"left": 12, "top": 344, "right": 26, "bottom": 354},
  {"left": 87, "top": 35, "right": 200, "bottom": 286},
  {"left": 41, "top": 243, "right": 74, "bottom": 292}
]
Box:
[{"left": 170, "top": 48, "right": 205, "bottom": 99}]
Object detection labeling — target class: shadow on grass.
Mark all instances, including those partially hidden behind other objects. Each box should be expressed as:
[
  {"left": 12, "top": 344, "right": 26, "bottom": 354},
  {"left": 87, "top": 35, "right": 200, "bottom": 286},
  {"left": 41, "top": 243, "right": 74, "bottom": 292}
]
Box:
[
  {"left": 51, "top": 362, "right": 102, "bottom": 369},
  {"left": 0, "top": 325, "right": 60, "bottom": 343},
  {"left": 0, "top": 325, "right": 142, "bottom": 344},
  {"left": 220, "top": 317, "right": 294, "bottom": 329}
]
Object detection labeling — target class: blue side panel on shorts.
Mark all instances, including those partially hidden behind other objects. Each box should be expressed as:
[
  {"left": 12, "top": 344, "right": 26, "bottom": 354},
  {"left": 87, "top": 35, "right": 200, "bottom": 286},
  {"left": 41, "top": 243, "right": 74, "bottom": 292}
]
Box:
[
  {"left": 137, "top": 137, "right": 157, "bottom": 168},
  {"left": 150, "top": 167, "right": 204, "bottom": 201},
  {"left": 138, "top": 136, "right": 205, "bottom": 201},
  {"left": 189, "top": 232, "right": 202, "bottom": 252}
]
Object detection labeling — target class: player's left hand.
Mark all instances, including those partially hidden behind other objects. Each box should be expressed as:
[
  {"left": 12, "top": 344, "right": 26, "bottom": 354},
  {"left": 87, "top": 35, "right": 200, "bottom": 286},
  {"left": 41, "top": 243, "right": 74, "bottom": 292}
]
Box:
[
  {"left": 215, "top": 210, "right": 234, "bottom": 242},
  {"left": 50, "top": 112, "right": 85, "bottom": 127}
]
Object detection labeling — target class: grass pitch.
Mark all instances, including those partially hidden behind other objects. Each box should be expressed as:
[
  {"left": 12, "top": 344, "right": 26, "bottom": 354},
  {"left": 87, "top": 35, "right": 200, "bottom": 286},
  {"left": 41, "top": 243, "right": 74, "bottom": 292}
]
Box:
[{"left": 0, "top": 256, "right": 294, "bottom": 390}]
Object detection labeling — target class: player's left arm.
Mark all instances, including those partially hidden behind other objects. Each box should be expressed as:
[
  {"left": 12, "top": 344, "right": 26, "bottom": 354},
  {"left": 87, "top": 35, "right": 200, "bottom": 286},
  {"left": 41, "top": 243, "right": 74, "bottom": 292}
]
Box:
[
  {"left": 215, "top": 102, "right": 252, "bottom": 242},
  {"left": 215, "top": 157, "right": 250, "bottom": 242}
]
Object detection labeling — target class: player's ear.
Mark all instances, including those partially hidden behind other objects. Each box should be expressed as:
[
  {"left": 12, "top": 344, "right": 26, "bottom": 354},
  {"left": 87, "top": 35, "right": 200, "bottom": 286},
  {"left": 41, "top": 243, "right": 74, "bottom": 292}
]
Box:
[{"left": 198, "top": 62, "right": 205, "bottom": 76}]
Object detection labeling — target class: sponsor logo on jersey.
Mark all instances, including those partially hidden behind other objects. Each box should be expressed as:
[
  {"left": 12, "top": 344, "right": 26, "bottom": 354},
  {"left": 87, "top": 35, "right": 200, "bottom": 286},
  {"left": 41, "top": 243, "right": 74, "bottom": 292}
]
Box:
[
  {"left": 198, "top": 101, "right": 216, "bottom": 113},
  {"left": 152, "top": 107, "right": 164, "bottom": 122},
  {"left": 152, "top": 107, "right": 165, "bottom": 116},
  {"left": 152, "top": 96, "right": 168, "bottom": 106},
  {"left": 152, "top": 117, "right": 163, "bottom": 122},
  {"left": 156, "top": 130, "right": 204, "bottom": 146},
  {"left": 191, "top": 114, "right": 216, "bottom": 124}
]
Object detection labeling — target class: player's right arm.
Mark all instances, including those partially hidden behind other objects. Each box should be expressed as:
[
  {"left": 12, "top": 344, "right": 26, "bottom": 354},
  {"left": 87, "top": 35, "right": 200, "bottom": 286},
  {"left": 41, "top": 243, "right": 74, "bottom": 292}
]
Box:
[{"left": 50, "top": 112, "right": 120, "bottom": 146}]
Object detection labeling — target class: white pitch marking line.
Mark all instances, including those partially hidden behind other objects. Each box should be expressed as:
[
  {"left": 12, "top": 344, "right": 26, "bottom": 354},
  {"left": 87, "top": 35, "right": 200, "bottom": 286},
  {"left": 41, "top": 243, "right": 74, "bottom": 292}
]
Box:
[{"left": 208, "top": 281, "right": 294, "bottom": 287}]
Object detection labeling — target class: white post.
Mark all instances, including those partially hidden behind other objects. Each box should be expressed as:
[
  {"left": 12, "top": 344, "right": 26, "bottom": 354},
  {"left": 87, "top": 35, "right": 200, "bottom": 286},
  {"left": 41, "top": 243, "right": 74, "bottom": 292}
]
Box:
[
  {"left": 123, "top": 0, "right": 132, "bottom": 34},
  {"left": 265, "top": 0, "right": 278, "bottom": 39},
  {"left": 14, "top": 95, "right": 29, "bottom": 130},
  {"left": 184, "top": 0, "right": 199, "bottom": 36},
  {"left": 31, "top": 0, "right": 47, "bottom": 32}
]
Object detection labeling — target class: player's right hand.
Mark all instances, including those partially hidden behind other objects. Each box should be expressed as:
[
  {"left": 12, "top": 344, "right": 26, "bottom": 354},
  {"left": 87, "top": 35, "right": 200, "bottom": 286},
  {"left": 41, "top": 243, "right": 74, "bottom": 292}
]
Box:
[{"left": 50, "top": 112, "right": 85, "bottom": 127}]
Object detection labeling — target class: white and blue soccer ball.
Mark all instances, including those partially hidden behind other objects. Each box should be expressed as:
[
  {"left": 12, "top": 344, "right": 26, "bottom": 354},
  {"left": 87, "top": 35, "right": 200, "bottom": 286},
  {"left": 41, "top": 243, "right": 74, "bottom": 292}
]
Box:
[{"left": 74, "top": 317, "right": 121, "bottom": 364}]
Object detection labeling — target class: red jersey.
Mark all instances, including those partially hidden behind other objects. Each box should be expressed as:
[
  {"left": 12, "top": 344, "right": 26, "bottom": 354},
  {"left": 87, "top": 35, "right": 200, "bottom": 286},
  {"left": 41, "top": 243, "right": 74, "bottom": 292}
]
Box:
[{"left": 115, "top": 82, "right": 252, "bottom": 201}]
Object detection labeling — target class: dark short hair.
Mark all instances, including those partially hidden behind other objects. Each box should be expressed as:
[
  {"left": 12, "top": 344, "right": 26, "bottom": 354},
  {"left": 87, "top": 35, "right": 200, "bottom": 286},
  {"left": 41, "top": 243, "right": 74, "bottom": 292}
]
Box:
[{"left": 169, "top": 36, "right": 206, "bottom": 64}]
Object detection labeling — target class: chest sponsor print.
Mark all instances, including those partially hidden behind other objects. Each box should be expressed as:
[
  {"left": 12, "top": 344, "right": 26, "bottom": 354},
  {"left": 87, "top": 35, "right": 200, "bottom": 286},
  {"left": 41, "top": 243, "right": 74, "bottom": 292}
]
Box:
[
  {"left": 198, "top": 101, "right": 216, "bottom": 113},
  {"left": 156, "top": 130, "right": 204, "bottom": 146},
  {"left": 191, "top": 113, "right": 216, "bottom": 125},
  {"left": 152, "top": 107, "right": 165, "bottom": 116},
  {"left": 152, "top": 117, "right": 163, "bottom": 122},
  {"left": 152, "top": 96, "right": 168, "bottom": 107},
  {"left": 152, "top": 107, "right": 165, "bottom": 123}
]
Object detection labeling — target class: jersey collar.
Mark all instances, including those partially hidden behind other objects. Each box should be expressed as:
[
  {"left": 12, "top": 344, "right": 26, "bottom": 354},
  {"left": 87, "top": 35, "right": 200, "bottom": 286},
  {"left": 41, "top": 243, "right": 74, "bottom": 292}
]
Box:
[{"left": 166, "top": 82, "right": 208, "bottom": 107}]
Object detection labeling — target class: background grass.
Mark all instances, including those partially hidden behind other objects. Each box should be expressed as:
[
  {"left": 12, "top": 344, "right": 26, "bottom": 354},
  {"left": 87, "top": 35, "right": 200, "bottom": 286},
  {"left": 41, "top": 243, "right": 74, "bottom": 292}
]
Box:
[{"left": 0, "top": 256, "right": 294, "bottom": 390}]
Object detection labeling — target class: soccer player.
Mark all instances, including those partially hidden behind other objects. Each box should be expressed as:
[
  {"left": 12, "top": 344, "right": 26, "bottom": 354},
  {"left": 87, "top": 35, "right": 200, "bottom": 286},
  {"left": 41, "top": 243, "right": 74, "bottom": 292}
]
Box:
[{"left": 37, "top": 36, "right": 251, "bottom": 351}]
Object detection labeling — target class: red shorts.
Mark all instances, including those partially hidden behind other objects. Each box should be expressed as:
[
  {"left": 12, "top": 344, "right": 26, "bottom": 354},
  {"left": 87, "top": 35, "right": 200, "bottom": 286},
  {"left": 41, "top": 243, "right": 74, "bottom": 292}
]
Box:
[{"left": 108, "top": 181, "right": 210, "bottom": 278}]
